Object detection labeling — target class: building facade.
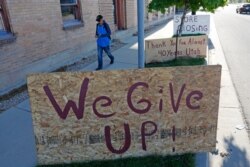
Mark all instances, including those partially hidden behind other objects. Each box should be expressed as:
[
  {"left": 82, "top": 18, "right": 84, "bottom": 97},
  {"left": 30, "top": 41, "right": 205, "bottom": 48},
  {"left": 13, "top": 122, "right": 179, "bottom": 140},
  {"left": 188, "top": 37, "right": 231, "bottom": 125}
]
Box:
[{"left": 0, "top": 0, "right": 174, "bottom": 95}]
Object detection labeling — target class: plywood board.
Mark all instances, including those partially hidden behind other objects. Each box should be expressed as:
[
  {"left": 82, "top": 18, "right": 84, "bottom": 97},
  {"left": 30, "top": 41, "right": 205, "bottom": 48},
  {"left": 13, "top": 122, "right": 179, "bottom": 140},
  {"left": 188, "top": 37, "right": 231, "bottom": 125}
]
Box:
[
  {"left": 28, "top": 66, "right": 221, "bottom": 165},
  {"left": 145, "top": 35, "right": 208, "bottom": 63}
]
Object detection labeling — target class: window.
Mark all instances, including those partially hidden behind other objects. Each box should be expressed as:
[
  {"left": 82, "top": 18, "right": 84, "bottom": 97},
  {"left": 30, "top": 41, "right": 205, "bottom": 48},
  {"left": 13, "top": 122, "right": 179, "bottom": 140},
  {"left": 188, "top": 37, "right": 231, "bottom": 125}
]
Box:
[
  {"left": 60, "top": 0, "right": 83, "bottom": 30},
  {"left": 243, "top": 4, "right": 250, "bottom": 7},
  {"left": 0, "top": 0, "right": 15, "bottom": 44},
  {"left": 0, "top": 0, "right": 11, "bottom": 33}
]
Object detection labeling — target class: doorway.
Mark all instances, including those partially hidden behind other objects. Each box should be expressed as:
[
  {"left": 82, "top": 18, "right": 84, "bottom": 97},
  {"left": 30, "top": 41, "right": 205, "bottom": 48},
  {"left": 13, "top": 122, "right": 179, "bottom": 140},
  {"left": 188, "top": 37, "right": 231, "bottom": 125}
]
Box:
[{"left": 113, "top": 0, "right": 127, "bottom": 30}]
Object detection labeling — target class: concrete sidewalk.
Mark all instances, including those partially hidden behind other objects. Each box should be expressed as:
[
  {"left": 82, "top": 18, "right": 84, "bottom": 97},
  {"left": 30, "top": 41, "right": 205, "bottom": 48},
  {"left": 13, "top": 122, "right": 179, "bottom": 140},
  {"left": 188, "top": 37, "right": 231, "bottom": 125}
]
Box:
[
  {"left": 0, "top": 21, "right": 174, "bottom": 167},
  {"left": 196, "top": 14, "right": 250, "bottom": 167},
  {"left": 81, "top": 21, "right": 174, "bottom": 72},
  {"left": 0, "top": 15, "right": 250, "bottom": 167}
]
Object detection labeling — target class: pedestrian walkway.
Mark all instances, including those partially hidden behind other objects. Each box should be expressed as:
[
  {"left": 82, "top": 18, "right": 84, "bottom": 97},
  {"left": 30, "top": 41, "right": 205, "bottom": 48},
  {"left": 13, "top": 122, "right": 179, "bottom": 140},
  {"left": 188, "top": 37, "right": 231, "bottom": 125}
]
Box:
[
  {"left": 0, "top": 15, "right": 250, "bottom": 167},
  {"left": 82, "top": 21, "right": 174, "bottom": 72},
  {"left": 0, "top": 21, "right": 174, "bottom": 167},
  {"left": 196, "top": 14, "right": 250, "bottom": 167}
]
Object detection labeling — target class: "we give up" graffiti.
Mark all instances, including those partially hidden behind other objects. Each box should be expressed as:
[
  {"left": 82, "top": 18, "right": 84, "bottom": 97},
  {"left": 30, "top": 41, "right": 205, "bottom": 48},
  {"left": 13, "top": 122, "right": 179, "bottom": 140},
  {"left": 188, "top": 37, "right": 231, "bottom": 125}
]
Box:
[{"left": 28, "top": 66, "right": 221, "bottom": 165}]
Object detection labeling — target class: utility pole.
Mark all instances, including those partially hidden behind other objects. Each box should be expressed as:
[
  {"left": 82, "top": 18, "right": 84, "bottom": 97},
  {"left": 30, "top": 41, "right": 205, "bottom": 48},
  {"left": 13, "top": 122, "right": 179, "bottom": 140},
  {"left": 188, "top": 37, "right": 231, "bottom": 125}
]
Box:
[{"left": 137, "top": 0, "right": 145, "bottom": 68}]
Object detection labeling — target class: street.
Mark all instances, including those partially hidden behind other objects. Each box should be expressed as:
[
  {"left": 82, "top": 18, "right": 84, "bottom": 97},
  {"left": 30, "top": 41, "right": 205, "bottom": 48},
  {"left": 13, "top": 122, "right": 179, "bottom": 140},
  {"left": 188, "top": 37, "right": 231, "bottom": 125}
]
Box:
[{"left": 214, "top": 4, "right": 250, "bottom": 128}]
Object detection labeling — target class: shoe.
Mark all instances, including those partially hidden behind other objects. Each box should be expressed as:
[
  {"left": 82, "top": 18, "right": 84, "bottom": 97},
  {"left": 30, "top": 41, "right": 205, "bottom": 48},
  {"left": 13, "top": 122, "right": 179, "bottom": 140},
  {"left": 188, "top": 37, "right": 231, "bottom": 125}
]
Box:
[
  {"left": 96, "top": 67, "right": 102, "bottom": 71},
  {"left": 110, "top": 58, "right": 114, "bottom": 64}
]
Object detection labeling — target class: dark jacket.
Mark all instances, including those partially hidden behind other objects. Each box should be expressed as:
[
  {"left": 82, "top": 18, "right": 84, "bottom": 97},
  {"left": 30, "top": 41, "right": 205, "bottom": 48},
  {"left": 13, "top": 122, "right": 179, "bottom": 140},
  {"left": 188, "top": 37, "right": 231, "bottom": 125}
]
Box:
[{"left": 96, "top": 21, "right": 111, "bottom": 40}]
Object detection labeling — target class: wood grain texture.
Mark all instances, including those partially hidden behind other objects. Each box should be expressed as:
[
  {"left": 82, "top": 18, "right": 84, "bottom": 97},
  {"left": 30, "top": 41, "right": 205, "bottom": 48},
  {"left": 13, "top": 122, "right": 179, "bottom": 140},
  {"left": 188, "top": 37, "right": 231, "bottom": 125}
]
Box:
[{"left": 28, "top": 65, "right": 221, "bottom": 165}]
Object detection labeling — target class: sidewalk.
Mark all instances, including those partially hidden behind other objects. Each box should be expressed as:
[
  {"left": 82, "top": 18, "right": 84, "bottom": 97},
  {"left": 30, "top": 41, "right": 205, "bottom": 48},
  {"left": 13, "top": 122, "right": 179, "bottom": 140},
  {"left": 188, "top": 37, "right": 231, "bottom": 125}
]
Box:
[
  {"left": 0, "top": 15, "right": 249, "bottom": 167},
  {"left": 196, "top": 14, "right": 250, "bottom": 167},
  {"left": 0, "top": 21, "right": 174, "bottom": 167},
  {"left": 80, "top": 21, "right": 174, "bottom": 72}
]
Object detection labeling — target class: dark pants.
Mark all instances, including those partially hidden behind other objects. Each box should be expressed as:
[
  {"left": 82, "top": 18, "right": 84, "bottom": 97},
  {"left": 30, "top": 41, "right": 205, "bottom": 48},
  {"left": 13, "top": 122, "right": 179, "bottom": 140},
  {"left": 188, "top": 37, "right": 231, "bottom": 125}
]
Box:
[{"left": 97, "top": 45, "right": 114, "bottom": 68}]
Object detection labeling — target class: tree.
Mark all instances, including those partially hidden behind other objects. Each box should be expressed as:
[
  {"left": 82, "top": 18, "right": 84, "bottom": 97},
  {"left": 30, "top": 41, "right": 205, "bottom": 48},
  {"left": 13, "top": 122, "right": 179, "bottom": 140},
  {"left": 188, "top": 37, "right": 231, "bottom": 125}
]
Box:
[
  {"left": 148, "top": 0, "right": 228, "bottom": 14},
  {"left": 148, "top": 0, "right": 227, "bottom": 59},
  {"left": 148, "top": 0, "right": 227, "bottom": 35}
]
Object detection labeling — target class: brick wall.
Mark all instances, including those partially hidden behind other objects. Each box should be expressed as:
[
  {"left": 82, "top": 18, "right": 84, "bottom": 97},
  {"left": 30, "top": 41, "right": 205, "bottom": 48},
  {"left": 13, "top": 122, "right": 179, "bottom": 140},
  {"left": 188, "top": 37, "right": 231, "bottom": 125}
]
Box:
[
  {"left": 0, "top": 0, "right": 174, "bottom": 95},
  {"left": 3, "top": 0, "right": 96, "bottom": 72},
  {"left": 98, "top": 0, "right": 116, "bottom": 32},
  {"left": 97, "top": 0, "right": 138, "bottom": 33},
  {"left": 0, "top": 0, "right": 100, "bottom": 94},
  {"left": 126, "top": 0, "right": 137, "bottom": 28}
]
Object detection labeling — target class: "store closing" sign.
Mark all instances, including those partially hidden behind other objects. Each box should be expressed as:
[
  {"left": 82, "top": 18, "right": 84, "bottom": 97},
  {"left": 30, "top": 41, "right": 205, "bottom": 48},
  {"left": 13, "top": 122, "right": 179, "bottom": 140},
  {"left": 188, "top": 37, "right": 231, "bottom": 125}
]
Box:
[{"left": 174, "top": 15, "right": 210, "bottom": 35}]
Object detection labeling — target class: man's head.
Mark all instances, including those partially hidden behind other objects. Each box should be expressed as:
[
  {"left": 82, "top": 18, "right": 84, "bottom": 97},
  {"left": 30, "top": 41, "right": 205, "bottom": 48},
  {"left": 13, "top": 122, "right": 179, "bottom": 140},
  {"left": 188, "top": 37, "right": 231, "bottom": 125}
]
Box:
[{"left": 96, "top": 15, "right": 104, "bottom": 24}]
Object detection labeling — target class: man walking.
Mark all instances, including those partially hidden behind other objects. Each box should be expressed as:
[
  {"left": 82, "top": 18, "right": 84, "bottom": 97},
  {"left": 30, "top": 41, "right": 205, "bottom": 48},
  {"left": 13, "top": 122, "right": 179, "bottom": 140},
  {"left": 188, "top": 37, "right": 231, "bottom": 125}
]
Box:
[{"left": 95, "top": 15, "right": 114, "bottom": 70}]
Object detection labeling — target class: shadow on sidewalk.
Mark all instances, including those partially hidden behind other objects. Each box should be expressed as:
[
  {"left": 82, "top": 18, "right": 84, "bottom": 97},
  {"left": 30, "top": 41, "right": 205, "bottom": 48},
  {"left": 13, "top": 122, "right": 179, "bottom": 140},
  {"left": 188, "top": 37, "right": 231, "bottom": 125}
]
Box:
[
  {"left": 208, "top": 38, "right": 215, "bottom": 50},
  {"left": 221, "top": 136, "right": 250, "bottom": 167}
]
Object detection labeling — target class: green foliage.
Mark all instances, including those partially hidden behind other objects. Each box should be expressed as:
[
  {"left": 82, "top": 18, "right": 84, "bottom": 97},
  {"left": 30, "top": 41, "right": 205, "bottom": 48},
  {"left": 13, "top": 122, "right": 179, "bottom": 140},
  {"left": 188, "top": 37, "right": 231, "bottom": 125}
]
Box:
[
  {"left": 148, "top": 0, "right": 228, "bottom": 13},
  {"left": 145, "top": 58, "right": 206, "bottom": 68},
  {"left": 172, "top": 33, "right": 205, "bottom": 37},
  {"left": 37, "top": 154, "right": 195, "bottom": 167}
]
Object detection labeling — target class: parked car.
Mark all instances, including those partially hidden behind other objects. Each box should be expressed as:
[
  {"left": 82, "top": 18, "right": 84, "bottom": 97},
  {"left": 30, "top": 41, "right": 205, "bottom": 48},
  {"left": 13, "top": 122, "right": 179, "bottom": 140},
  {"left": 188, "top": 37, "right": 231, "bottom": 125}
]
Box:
[{"left": 236, "top": 4, "right": 250, "bottom": 14}]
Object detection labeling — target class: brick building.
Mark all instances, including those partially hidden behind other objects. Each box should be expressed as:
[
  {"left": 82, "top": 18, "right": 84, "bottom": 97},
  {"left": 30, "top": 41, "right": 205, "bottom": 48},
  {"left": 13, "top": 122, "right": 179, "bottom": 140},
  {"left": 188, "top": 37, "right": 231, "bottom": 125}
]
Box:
[{"left": 0, "top": 0, "right": 174, "bottom": 95}]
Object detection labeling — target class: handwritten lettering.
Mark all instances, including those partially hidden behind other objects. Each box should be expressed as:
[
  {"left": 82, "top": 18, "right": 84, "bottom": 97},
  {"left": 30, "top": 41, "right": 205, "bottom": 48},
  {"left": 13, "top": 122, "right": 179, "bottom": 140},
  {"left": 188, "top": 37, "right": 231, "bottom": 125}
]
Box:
[
  {"left": 127, "top": 82, "right": 152, "bottom": 114},
  {"left": 105, "top": 123, "right": 131, "bottom": 154},
  {"left": 141, "top": 121, "right": 158, "bottom": 151},
  {"left": 43, "top": 78, "right": 205, "bottom": 154},
  {"left": 43, "top": 78, "right": 90, "bottom": 120},
  {"left": 92, "top": 96, "right": 115, "bottom": 118},
  {"left": 174, "top": 15, "right": 210, "bottom": 35},
  {"left": 186, "top": 91, "right": 203, "bottom": 110},
  {"left": 169, "top": 83, "right": 186, "bottom": 113},
  {"left": 147, "top": 41, "right": 166, "bottom": 49},
  {"left": 44, "top": 79, "right": 204, "bottom": 119}
]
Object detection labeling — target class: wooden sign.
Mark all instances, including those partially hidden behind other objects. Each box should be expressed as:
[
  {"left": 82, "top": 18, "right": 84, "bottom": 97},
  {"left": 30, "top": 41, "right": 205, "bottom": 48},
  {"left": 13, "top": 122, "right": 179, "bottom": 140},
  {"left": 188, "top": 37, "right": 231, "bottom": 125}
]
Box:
[
  {"left": 145, "top": 35, "right": 208, "bottom": 63},
  {"left": 28, "top": 66, "right": 221, "bottom": 165},
  {"left": 174, "top": 15, "right": 210, "bottom": 35}
]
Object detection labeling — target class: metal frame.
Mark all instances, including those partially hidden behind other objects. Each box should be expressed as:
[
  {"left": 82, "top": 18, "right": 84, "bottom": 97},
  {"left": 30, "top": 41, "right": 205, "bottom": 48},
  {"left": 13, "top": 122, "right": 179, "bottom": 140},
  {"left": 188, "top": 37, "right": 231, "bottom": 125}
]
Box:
[
  {"left": 60, "top": 0, "right": 82, "bottom": 21},
  {"left": 137, "top": 0, "right": 145, "bottom": 68},
  {"left": 0, "top": 0, "right": 11, "bottom": 32}
]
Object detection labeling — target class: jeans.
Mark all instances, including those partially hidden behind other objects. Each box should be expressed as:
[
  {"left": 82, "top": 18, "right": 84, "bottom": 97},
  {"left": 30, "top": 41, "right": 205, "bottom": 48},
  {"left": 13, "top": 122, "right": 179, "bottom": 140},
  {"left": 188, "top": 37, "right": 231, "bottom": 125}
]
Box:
[{"left": 97, "top": 45, "right": 114, "bottom": 68}]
